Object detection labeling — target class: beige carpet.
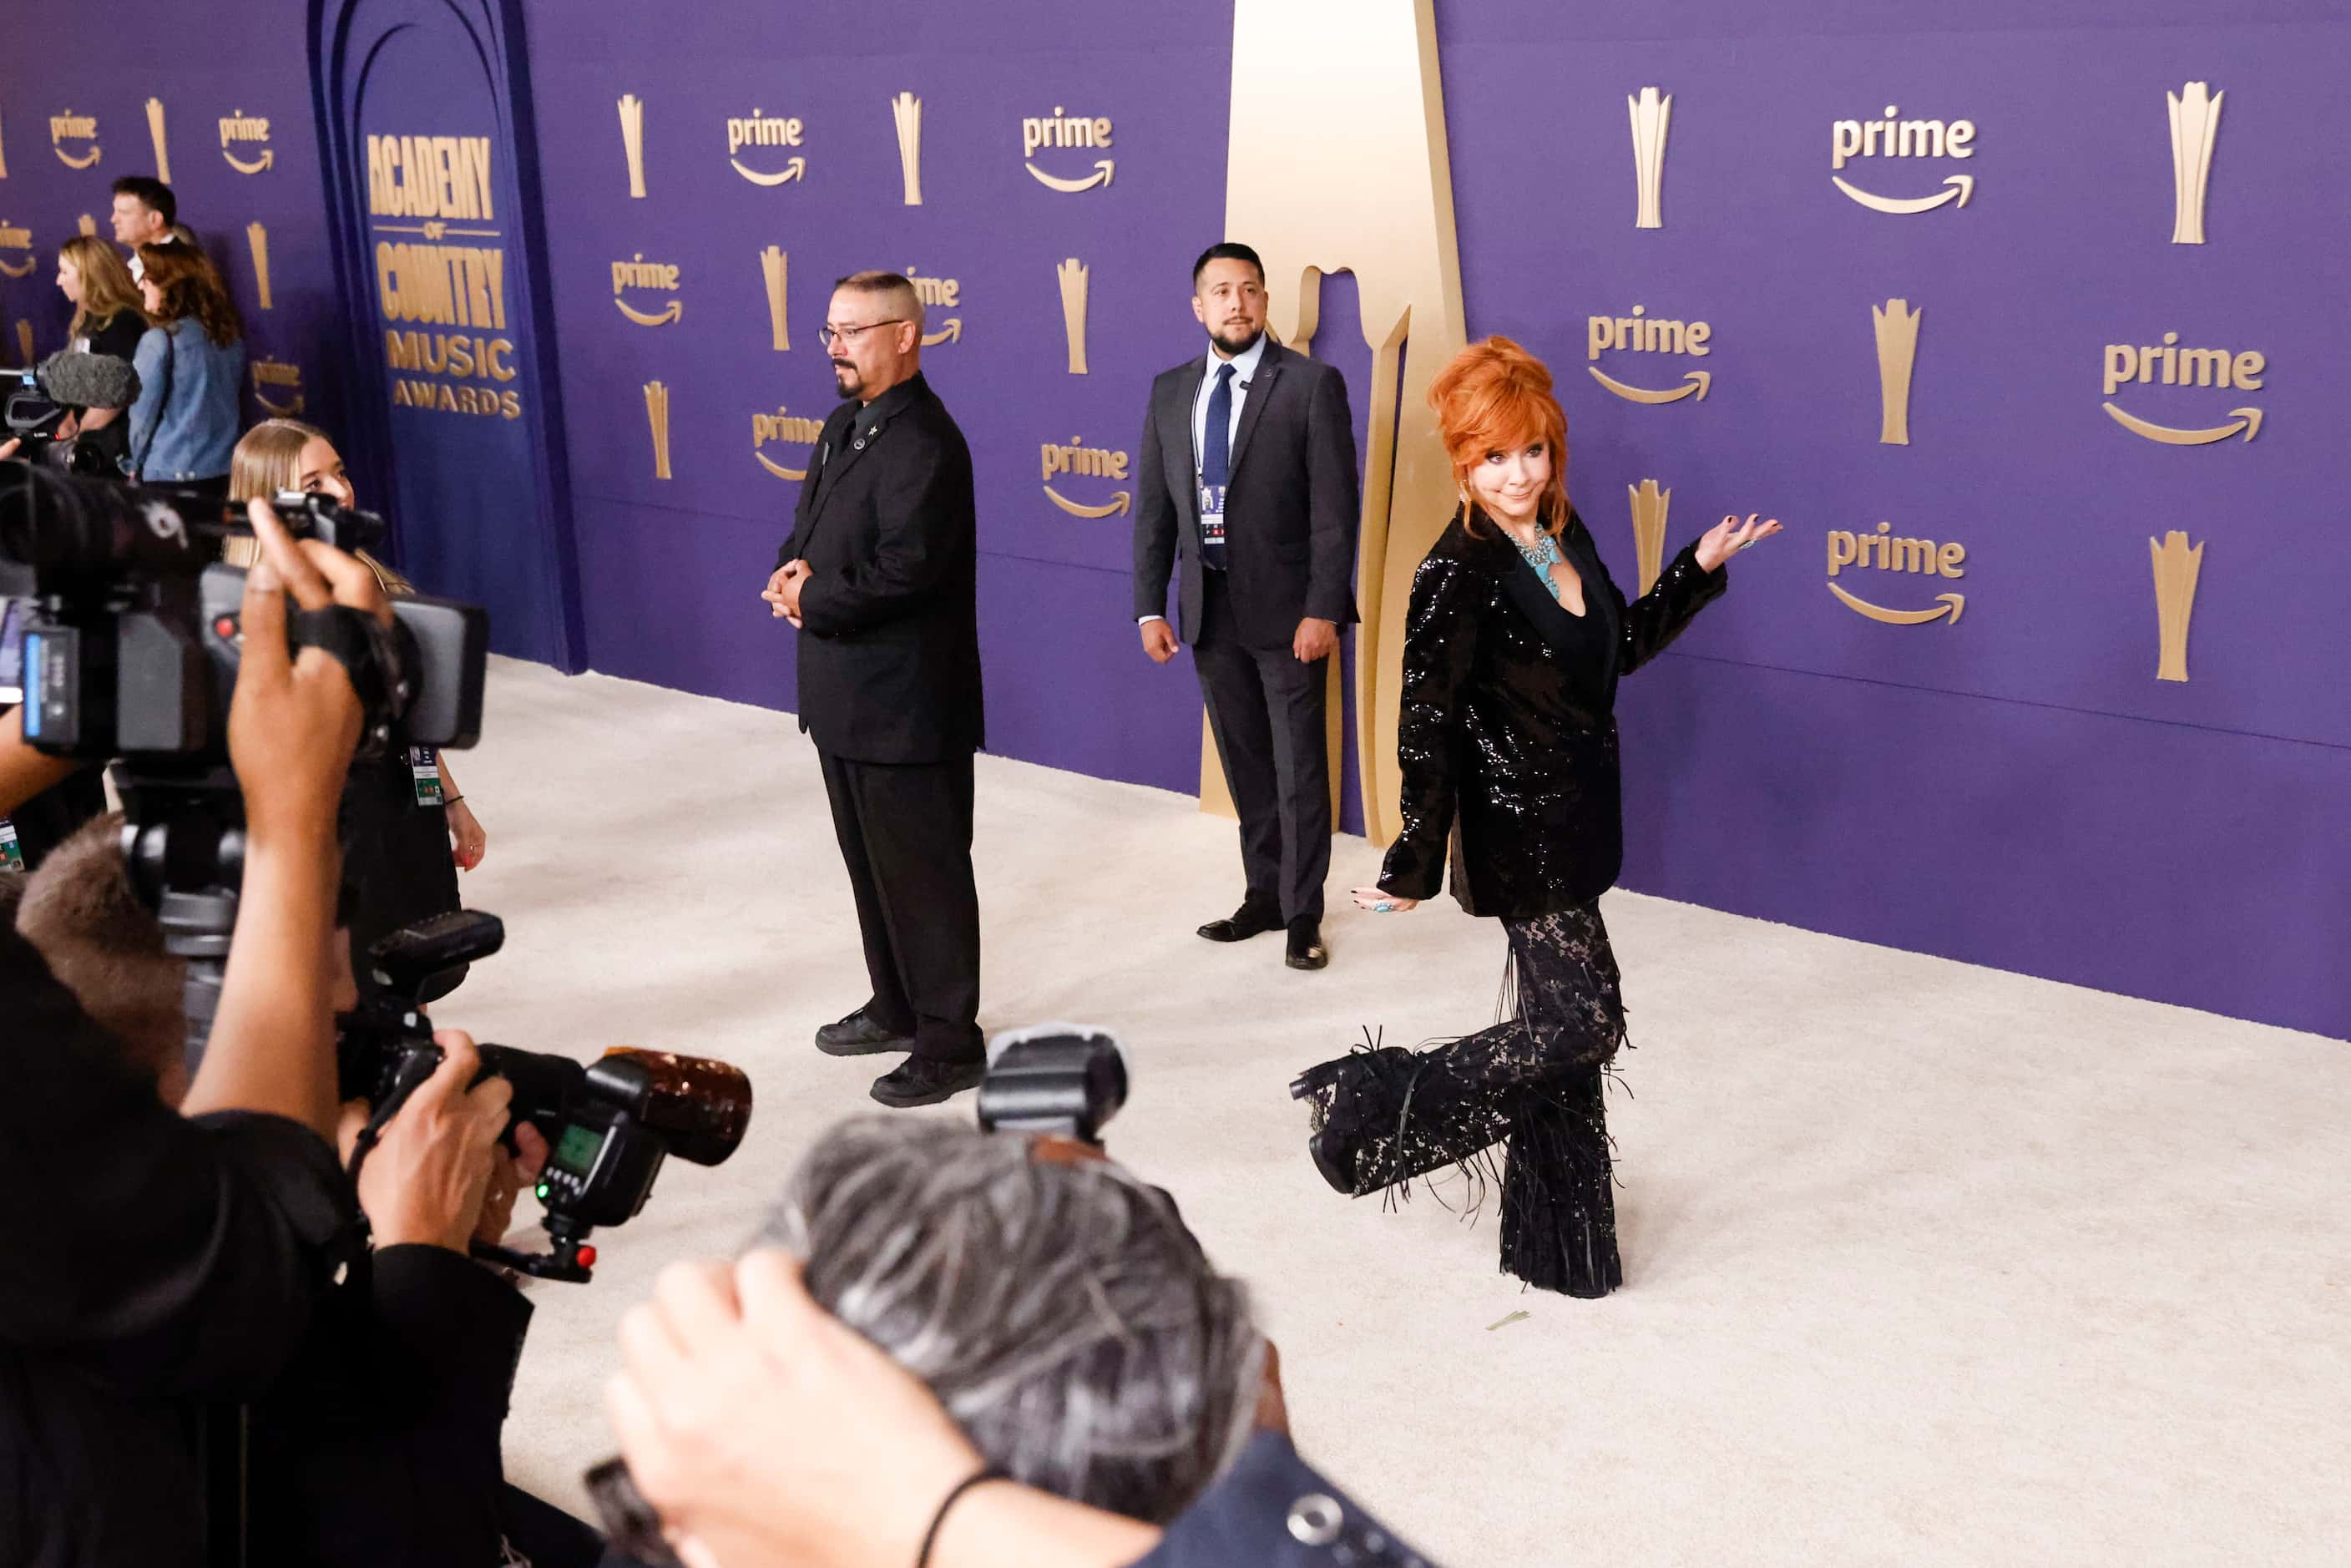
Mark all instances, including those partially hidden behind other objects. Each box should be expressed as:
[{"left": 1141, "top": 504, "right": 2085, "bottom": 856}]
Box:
[{"left": 449, "top": 657, "right": 2347, "bottom": 1565}]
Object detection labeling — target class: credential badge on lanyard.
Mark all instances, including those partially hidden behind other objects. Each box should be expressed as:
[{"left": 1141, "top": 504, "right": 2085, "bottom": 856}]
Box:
[
  {"left": 0, "top": 818, "right": 23, "bottom": 873},
  {"left": 409, "top": 746, "right": 444, "bottom": 807}
]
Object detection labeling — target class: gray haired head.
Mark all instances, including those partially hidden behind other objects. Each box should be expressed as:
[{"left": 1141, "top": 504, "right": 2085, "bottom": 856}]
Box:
[{"left": 761, "top": 1116, "right": 1264, "bottom": 1523}]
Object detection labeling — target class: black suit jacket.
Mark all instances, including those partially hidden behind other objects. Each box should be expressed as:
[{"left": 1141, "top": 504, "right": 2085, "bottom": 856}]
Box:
[
  {"left": 778, "top": 372, "right": 983, "bottom": 763},
  {"left": 1132, "top": 341, "right": 1360, "bottom": 649},
  {"left": 1378, "top": 507, "right": 1727, "bottom": 918},
  {"left": 1133, "top": 1431, "right": 1438, "bottom": 1568}
]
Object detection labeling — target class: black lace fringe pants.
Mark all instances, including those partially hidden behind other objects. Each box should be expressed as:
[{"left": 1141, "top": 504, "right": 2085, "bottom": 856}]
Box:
[{"left": 1296, "top": 905, "right": 1626, "bottom": 1297}]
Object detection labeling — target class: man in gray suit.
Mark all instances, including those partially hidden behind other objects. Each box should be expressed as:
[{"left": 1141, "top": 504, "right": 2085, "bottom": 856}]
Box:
[{"left": 1134, "top": 242, "right": 1360, "bottom": 971}]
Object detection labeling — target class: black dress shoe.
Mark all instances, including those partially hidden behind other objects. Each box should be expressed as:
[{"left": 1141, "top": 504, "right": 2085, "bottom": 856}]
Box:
[
  {"left": 815, "top": 1008, "right": 916, "bottom": 1057},
  {"left": 1284, "top": 917, "right": 1329, "bottom": 970},
  {"left": 870, "top": 1055, "right": 987, "bottom": 1108},
  {"left": 1198, "top": 903, "right": 1283, "bottom": 943}
]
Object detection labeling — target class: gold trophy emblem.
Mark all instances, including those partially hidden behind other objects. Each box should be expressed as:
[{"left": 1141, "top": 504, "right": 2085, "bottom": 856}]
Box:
[
  {"left": 1627, "top": 86, "right": 1671, "bottom": 230},
  {"left": 892, "top": 92, "right": 923, "bottom": 206},
  {"left": 1627, "top": 478, "right": 1671, "bottom": 594},
  {"left": 619, "top": 94, "right": 648, "bottom": 200},
  {"left": 14, "top": 321, "right": 33, "bottom": 367},
  {"left": 78, "top": 214, "right": 98, "bottom": 236},
  {"left": 146, "top": 97, "right": 170, "bottom": 184},
  {"left": 247, "top": 223, "right": 273, "bottom": 311},
  {"left": 0, "top": 114, "right": 9, "bottom": 180},
  {"left": 644, "top": 381, "right": 672, "bottom": 480},
  {"left": 2149, "top": 531, "right": 2203, "bottom": 682},
  {"left": 1056, "top": 258, "right": 1089, "bottom": 375},
  {"left": 2166, "top": 82, "right": 2222, "bottom": 245},
  {"left": 761, "top": 245, "right": 790, "bottom": 352},
  {"left": 1873, "top": 298, "right": 1921, "bottom": 446}
]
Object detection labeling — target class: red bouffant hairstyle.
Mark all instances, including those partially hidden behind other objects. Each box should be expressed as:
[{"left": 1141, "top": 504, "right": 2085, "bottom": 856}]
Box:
[{"left": 1428, "top": 336, "right": 1570, "bottom": 537}]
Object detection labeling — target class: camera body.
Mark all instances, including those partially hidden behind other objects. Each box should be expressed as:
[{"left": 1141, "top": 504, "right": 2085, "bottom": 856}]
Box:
[
  {"left": 339, "top": 912, "right": 755, "bottom": 1282},
  {"left": 0, "top": 460, "right": 488, "bottom": 763},
  {"left": 975, "top": 1024, "right": 1130, "bottom": 1144}
]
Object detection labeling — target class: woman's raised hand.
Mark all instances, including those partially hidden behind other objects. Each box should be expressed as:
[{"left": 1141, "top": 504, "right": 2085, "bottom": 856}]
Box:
[{"left": 1696, "top": 512, "right": 1782, "bottom": 572}]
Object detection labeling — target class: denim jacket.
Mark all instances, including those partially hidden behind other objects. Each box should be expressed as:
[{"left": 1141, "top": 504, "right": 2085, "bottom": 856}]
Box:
[{"left": 127, "top": 322, "right": 244, "bottom": 482}]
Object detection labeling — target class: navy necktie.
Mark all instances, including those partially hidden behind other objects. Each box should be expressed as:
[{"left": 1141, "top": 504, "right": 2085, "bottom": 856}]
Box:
[{"left": 1200, "top": 362, "right": 1236, "bottom": 571}]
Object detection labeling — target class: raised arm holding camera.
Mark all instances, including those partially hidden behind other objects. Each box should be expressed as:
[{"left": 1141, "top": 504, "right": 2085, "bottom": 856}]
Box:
[{"left": 0, "top": 494, "right": 382, "bottom": 1567}]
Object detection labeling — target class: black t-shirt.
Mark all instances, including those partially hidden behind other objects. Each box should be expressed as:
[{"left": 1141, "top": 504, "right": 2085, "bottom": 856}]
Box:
[
  {"left": 0, "top": 926, "right": 357, "bottom": 1567},
  {"left": 78, "top": 308, "right": 146, "bottom": 367}
]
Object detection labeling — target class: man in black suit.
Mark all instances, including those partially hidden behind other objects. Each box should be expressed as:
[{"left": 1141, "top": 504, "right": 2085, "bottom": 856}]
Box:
[
  {"left": 765, "top": 271, "right": 986, "bottom": 1107},
  {"left": 1134, "top": 242, "right": 1360, "bottom": 971}
]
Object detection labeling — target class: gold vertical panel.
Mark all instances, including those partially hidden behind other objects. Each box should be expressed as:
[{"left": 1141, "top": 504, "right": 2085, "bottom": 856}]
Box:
[
  {"left": 246, "top": 222, "right": 272, "bottom": 310},
  {"left": 2167, "top": 82, "right": 2222, "bottom": 245},
  {"left": 1627, "top": 478, "right": 1670, "bottom": 595},
  {"left": 619, "top": 94, "right": 648, "bottom": 199},
  {"left": 1627, "top": 86, "right": 1671, "bottom": 230},
  {"left": 145, "top": 98, "right": 169, "bottom": 185},
  {"left": 892, "top": 92, "right": 923, "bottom": 206},
  {"left": 644, "top": 381, "right": 672, "bottom": 480},
  {"left": 1193, "top": 650, "right": 1346, "bottom": 827},
  {"left": 1873, "top": 298, "right": 1920, "bottom": 446},
  {"left": 761, "top": 245, "right": 790, "bottom": 352},
  {"left": 14, "top": 321, "right": 32, "bottom": 366},
  {"left": 77, "top": 214, "right": 97, "bottom": 236},
  {"left": 0, "top": 113, "right": 9, "bottom": 179},
  {"left": 2150, "top": 531, "right": 2203, "bottom": 682},
  {"left": 1056, "top": 258, "right": 1089, "bottom": 374},
  {"left": 1211, "top": 0, "right": 1469, "bottom": 847}
]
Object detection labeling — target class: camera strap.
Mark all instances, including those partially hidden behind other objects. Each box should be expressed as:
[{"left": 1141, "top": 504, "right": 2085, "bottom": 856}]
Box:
[{"left": 288, "top": 606, "right": 410, "bottom": 751}]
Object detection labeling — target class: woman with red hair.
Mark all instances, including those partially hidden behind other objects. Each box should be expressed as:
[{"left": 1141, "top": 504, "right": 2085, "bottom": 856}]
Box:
[{"left": 1290, "top": 336, "right": 1776, "bottom": 1297}]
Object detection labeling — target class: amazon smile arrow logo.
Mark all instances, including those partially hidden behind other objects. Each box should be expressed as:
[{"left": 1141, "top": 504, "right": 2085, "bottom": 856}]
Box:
[
  {"left": 756, "top": 451, "right": 808, "bottom": 481},
  {"left": 0, "top": 256, "right": 33, "bottom": 281},
  {"left": 1042, "top": 485, "right": 1130, "bottom": 518},
  {"left": 1026, "top": 158, "right": 1113, "bottom": 193},
  {"left": 1833, "top": 173, "right": 1972, "bottom": 214},
  {"left": 2102, "top": 402, "right": 2261, "bottom": 445},
  {"left": 732, "top": 154, "right": 805, "bottom": 186},
  {"left": 1828, "top": 583, "right": 1964, "bottom": 625},
  {"left": 224, "top": 147, "right": 275, "bottom": 174},
  {"left": 920, "top": 318, "right": 961, "bottom": 346},
  {"left": 615, "top": 297, "right": 682, "bottom": 326},
  {"left": 1588, "top": 367, "right": 1708, "bottom": 405}
]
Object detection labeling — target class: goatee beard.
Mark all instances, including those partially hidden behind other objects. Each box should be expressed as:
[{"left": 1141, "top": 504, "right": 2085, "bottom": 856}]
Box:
[{"left": 1209, "top": 325, "right": 1262, "bottom": 357}]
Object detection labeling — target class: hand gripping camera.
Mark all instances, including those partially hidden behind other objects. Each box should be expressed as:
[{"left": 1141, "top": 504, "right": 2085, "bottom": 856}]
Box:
[{"left": 339, "top": 911, "right": 754, "bottom": 1282}]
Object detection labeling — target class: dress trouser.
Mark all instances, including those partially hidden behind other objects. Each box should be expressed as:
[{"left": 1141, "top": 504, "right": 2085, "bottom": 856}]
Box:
[
  {"left": 1190, "top": 571, "right": 1330, "bottom": 923},
  {"left": 816, "top": 746, "right": 983, "bottom": 1064}
]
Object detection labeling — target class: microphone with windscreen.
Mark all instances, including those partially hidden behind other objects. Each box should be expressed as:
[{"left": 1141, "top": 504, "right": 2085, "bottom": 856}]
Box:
[{"left": 38, "top": 351, "right": 142, "bottom": 412}]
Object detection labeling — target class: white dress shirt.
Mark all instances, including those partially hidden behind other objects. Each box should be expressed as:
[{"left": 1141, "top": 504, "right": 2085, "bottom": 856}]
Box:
[{"left": 1142, "top": 334, "right": 1270, "bottom": 626}]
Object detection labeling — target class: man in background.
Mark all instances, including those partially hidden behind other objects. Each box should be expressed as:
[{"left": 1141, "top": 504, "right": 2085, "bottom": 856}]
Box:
[
  {"left": 1133, "top": 242, "right": 1361, "bottom": 973},
  {"left": 110, "top": 175, "right": 185, "bottom": 281},
  {"left": 764, "top": 271, "right": 987, "bottom": 1109}
]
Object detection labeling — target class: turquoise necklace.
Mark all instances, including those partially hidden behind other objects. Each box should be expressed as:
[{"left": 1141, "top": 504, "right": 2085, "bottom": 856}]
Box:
[{"left": 1509, "top": 526, "right": 1566, "bottom": 602}]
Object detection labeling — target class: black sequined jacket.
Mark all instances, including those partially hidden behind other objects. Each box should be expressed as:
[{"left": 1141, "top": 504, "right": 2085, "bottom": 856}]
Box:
[{"left": 1376, "top": 505, "right": 1727, "bottom": 918}]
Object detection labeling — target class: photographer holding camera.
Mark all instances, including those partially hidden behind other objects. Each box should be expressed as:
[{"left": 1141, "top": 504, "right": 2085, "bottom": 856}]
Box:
[{"left": 0, "top": 497, "right": 382, "bottom": 1566}]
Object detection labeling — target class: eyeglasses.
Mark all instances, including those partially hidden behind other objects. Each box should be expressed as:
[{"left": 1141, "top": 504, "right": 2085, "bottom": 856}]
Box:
[{"left": 819, "top": 318, "right": 906, "bottom": 346}]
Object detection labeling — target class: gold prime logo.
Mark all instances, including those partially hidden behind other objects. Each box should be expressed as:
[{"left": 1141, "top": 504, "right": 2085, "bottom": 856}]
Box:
[
  {"left": 2149, "top": 531, "right": 2203, "bottom": 681},
  {"left": 51, "top": 110, "right": 101, "bottom": 169},
  {"left": 906, "top": 265, "right": 962, "bottom": 346},
  {"left": 1586, "top": 305, "right": 1710, "bottom": 404},
  {"left": 1873, "top": 298, "right": 1921, "bottom": 445},
  {"left": 1827, "top": 522, "right": 1967, "bottom": 625},
  {"left": 892, "top": 93, "right": 923, "bottom": 205},
  {"left": 752, "top": 406, "right": 823, "bottom": 481},
  {"left": 251, "top": 357, "right": 304, "bottom": 416},
  {"left": 1831, "top": 107, "right": 1975, "bottom": 214},
  {"left": 727, "top": 109, "right": 806, "bottom": 186},
  {"left": 612, "top": 255, "right": 682, "bottom": 326},
  {"left": 2168, "top": 82, "right": 2222, "bottom": 245},
  {"left": 645, "top": 382, "right": 672, "bottom": 480},
  {"left": 1626, "top": 478, "right": 1670, "bottom": 594},
  {"left": 1057, "top": 258, "right": 1089, "bottom": 374},
  {"left": 0, "top": 221, "right": 33, "bottom": 281},
  {"left": 220, "top": 109, "right": 273, "bottom": 174},
  {"left": 761, "top": 245, "right": 790, "bottom": 351},
  {"left": 1627, "top": 87, "right": 1671, "bottom": 229},
  {"left": 146, "top": 98, "right": 170, "bottom": 184},
  {"left": 1040, "top": 436, "right": 1130, "bottom": 517},
  {"left": 619, "top": 94, "right": 648, "bottom": 199},
  {"left": 1023, "top": 108, "right": 1114, "bottom": 192},
  {"left": 2101, "top": 333, "right": 2263, "bottom": 444},
  {"left": 246, "top": 222, "right": 273, "bottom": 310}
]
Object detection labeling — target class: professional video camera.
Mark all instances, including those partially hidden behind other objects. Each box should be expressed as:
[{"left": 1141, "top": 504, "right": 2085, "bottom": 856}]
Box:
[
  {"left": 5, "top": 357, "right": 140, "bottom": 476},
  {"left": 975, "top": 1024, "right": 1129, "bottom": 1145},
  {"left": 339, "top": 910, "right": 755, "bottom": 1283},
  {"left": 0, "top": 458, "right": 489, "bottom": 1064}
]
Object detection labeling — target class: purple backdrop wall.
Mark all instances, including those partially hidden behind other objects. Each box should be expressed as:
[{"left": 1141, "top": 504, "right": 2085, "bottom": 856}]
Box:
[{"left": 10, "top": 3, "right": 2345, "bottom": 1036}]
